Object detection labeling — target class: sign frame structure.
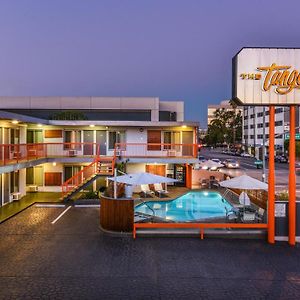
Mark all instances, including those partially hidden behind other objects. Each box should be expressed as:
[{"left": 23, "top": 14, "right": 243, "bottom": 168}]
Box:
[
  {"left": 232, "top": 47, "right": 298, "bottom": 246},
  {"left": 232, "top": 47, "right": 300, "bottom": 106}
]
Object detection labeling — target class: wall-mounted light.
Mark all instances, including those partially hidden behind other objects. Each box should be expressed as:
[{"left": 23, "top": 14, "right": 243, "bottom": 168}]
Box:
[
  {"left": 181, "top": 125, "right": 187, "bottom": 129},
  {"left": 52, "top": 162, "right": 57, "bottom": 166},
  {"left": 12, "top": 120, "right": 19, "bottom": 124},
  {"left": 105, "top": 126, "right": 109, "bottom": 129},
  {"left": 37, "top": 124, "right": 42, "bottom": 127},
  {"left": 89, "top": 124, "right": 95, "bottom": 128}
]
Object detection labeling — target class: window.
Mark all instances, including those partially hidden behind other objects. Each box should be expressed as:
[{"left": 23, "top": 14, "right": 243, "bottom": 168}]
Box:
[
  {"left": 275, "top": 121, "right": 283, "bottom": 126},
  {"left": 250, "top": 114, "right": 255, "bottom": 119},
  {"left": 250, "top": 135, "right": 254, "bottom": 139},
  {"left": 163, "top": 131, "right": 181, "bottom": 150},
  {"left": 64, "top": 131, "right": 82, "bottom": 150},
  {"left": 250, "top": 124, "right": 254, "bottom": 129},
  {"left": 64, "top": 166, "right": 81, "bottom": 182},
  {"left": 26, "top": 166, "right": 43, "bottom": 186},
  {"left": 108, "top": 131, "right": 125, "bottom": 150},
  {"left": 257, "top": 134, "right": 263, "bottom": 139},
  {"left": 243, "top": 135, "right": 248, "bottom": 139}
]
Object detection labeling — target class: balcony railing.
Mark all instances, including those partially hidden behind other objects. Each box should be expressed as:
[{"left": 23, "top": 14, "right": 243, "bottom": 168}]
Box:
[
  {"left": 114, "top": 143, "right": 199, "bottom": 158},
  {"left": 0, "top": 143, "right": 100, "bottom": 166}
]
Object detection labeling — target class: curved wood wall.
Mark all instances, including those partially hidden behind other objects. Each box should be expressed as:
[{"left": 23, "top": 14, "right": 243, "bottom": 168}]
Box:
[{"left": 100, "top": 195, "right": 134, "bottom": 232}]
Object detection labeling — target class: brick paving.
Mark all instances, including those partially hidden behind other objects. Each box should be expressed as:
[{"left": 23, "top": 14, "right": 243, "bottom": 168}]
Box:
[{"left": 0, "top": 205, "right": 300, "bottom": 299}]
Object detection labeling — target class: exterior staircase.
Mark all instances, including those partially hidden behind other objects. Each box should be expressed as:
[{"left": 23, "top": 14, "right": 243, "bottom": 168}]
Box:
[{"left": 61, "top": 156, "right": 115, "bottom": 202}]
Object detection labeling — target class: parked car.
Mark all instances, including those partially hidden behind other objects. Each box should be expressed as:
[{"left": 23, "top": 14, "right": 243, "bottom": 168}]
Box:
[
  {"left": 198, "top": 155, "right": 207, "bottom": 163},
  {"left": 211, "top": 158, "right": 222, "bottom": 164},
  {"left": 241, "top": 152, "right": 252, "bottom": 157},
  {"left": 275, "top": 155, "right": 288, "bottom": 163},
  {"left": 254, "top": 159, "right": 263, "bottom": 169},
  {"left": 222, "top": 159, "right": 240, "bottom": 169}
]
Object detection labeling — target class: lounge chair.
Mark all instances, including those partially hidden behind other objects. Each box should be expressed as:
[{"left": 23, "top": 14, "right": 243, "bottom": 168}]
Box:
[
  {"left": 241, "top": 211, "right": 256, "bottom": 223},
  {"left": 154, "top": 183, "right": 169, "bottom": 198},
  {"left": 140, "top": 184, "right": 155, "bottom": 198}
]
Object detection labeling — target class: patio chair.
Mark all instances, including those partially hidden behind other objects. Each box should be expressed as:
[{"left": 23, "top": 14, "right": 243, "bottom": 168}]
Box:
[
  {"left": 255, "top": 207, "right": 265, "bottom": 223},
  {"left": 200, "top": 179, "right": 209, "bottom": 189},
  {"left": 154, "top": 183, "right": 169, "bottom": 198},
  {"left": 209, "top": 179, "right": 220, "bottom": 189},
  {"left": 140, "top": 184, "right": 155, "bottom": 198},
  {"left": 241, "top": 211, "right": 256, "bottom": 223}
]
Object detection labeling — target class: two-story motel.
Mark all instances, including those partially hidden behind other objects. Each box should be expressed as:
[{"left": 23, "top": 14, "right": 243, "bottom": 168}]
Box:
[{"left": 0, "top": 97, "right": 199, "bottom": 205}]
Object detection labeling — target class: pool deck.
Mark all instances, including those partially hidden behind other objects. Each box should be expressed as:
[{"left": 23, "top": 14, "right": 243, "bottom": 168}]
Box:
[
  {"left": 0, "top": 187, "right": 190, "bottom": 224},
  {"left": 133, "top": 186, "right": 190, "bottom": 205}
]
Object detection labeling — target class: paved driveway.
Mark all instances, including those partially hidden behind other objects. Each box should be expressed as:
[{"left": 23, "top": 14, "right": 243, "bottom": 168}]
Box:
[{"left": 0, "top": 205, "right": 300, "bottom": 299}]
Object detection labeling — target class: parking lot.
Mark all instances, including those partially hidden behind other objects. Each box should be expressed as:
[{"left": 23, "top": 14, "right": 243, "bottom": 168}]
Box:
[{"left": 1, "top": 204, "right": 300, "bottom": 299}]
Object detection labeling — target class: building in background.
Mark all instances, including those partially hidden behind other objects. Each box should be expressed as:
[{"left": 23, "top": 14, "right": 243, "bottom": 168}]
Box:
[
  {"left": 242, "top": 106, "right": 300, "bottom": 158},
  {"left": 0, "top": 97, "right": 199, "bottom": 206},
  {"left": 207, "top": 100, "right": 242, "bottom": 125}
]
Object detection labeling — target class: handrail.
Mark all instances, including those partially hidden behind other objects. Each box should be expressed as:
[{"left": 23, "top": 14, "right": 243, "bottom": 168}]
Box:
[
  {"left": 136, "top": 198, "right": 155, "bottom": 218},
  {"left": 115, "top": 143, "right": 199, "bottom": 158},
  {"left": 61, "top": 158, "right": 99, "bottom": 197},
  {"left": 61, "top": 150, "right": 116, "bottom": 199},
  {"left": 0, "top": 142, "right": 101, "bottom": 166}
]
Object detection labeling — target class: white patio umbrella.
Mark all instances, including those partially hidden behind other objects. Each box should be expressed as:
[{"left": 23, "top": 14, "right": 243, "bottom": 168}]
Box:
[
  {"left": 219, "top": 174, "right": 268, "bottom": 190},
  {"left": 219, "top": 174, "right": 268, "bottom": 212},
  {"left": 199, "top": 159, "right": 223, "bottom": 170},
  {"left": 108, "top": 172, "right": 178, "bottom": 185},
  {"left": 108, "top": 172, "right": 178, "bottom": 198}
]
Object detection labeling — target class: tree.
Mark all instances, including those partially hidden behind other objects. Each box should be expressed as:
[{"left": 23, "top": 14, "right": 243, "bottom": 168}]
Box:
[
  {"left": 205, "top": 104, "right": 242, "bottom": 147},
  {"left": 49, "top": 110, "right": 88, "bottom": 120},
  {"left": 284, "top": 139, "right": 300, "bottom": 158}
]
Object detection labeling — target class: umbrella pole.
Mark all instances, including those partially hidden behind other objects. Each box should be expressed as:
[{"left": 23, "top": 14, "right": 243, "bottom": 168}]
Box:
[{"left": 114, "top": 168, "right": 117, "bottom": 199}]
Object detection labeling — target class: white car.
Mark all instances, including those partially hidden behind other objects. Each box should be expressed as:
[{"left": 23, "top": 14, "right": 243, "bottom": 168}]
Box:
[
  {"left": 222, "top": 159, "right": 240, "bottom": 169},
  {"left": 241, "top": 152, "right": 252, "bottom": 157},
  {"left": 211, "top": 158, "right": 222, "bottom": 164}
]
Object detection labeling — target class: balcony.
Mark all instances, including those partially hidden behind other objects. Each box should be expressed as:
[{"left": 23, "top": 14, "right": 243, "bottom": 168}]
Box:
[
  {"left": 0, "top": 142, "right": 200, "bottom": 170},
  {"left": 114, "top": 143, "right": 199, "bottom": 159},
  {"left": 0, "top": 143, "right": 100, "bottom": 167}
]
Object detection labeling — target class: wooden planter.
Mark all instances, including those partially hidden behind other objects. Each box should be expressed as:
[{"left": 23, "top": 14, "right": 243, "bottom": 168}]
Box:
[{"left": 100, "top": 195, "right": 134, "bottom": 232}]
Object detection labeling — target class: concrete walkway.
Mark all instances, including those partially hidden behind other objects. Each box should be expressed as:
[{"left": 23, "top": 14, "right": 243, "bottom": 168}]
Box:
[{"left": 0, "top": 192, "right": 61, "bottom": 223}]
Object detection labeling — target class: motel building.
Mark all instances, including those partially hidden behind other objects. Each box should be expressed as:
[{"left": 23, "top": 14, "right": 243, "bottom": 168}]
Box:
[{"left": 0, "top": 97, "right": 199, "bottom": 206}]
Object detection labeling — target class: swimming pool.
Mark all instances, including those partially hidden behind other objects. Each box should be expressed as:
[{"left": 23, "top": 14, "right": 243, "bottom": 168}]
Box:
[{"left": 135, "top": 191, "right": 232, "bottom": 222}]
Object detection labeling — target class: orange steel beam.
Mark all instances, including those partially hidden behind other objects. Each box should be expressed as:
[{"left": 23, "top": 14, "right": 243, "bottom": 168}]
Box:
[
  {"left": 289, "top": 106, "right": 296, "bottom": 246},
  {"left": 268, "top": 105, "right": 275, "bottom": 244},
  {"left": 133, "top": 223, "right": 268, "bottom": 239}
]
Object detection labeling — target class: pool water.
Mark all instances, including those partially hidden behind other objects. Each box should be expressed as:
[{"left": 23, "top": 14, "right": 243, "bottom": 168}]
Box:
[{"left": 135, "top": 191, "right": 232, "bottom": 222}]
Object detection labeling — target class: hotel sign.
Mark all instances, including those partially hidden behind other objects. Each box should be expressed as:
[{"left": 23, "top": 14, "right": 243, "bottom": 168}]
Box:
[{"left": 232, "top": 48, "right": 300, "bottom": 105}]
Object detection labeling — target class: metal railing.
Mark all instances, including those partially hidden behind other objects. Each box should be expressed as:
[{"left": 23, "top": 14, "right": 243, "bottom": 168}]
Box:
[
  {"left": 61, "top": 158, "right": 100, "bottom": 198},
  {"left": 114, "top": 143, "right": 199, "bottom": 158},
  {"left": 0, "top": 142, "right": 100, "bottom": 166}
]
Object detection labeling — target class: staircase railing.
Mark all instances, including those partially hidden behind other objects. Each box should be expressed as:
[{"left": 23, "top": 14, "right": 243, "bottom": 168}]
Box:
[
  {"left": 61, "top": 159, "right": 100, "bottom": 198},
  {"left": 61, "top": 145, "right": 117, "bottom": 199}
]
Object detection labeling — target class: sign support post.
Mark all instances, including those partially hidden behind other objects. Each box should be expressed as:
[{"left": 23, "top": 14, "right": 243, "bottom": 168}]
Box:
[
  {"left": 268, "top": 105, "right": 275, "bottom": 244},
  {"left": 289, "top": 105, "right": 296, "bottom": 246}
]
